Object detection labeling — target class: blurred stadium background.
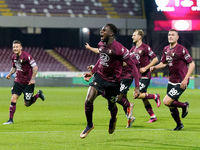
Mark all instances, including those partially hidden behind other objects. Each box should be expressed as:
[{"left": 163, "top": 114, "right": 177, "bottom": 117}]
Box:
[{"left": 0, "top": 0, "right": 199, "bottom": 88}]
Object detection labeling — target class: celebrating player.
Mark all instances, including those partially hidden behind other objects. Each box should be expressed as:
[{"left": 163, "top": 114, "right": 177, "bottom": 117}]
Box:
[
  {"left": 85, "top": 43, "right": 138, "bottom": 128},
  {"left": 80, "top": 24, "right": 140, "bottom": 139},
  {"left": 150, "top": 29, "right": 195, "bottom": 130},
  {"left": 3, "top": 40, "right": 45, "bottom": 125},
  {"left": 130, "top": 29, "right": 161, "bottom": 123}
]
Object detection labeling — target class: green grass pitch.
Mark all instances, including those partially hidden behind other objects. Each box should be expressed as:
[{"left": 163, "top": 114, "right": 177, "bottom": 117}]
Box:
[{"left": 0, "top": 87, "right": 199, "bottom": 150}]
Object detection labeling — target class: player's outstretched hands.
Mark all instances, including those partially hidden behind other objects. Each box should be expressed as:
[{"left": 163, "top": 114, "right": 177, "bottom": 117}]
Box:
[
  {"left": 87, "top": 65, "right": 94, "bottom": 71},
  {"left": 134, "top": 87, "right": 140, "bottom": 99},
  {"left": 83, "top": 72, "right": 93, "bottom": 82},
  {"left": 29, "top": 79, "right": 35, "bottom": 85},
  {"left": 150, "top": 66, "right": 155, "bottom": 72},
  {"left": 6, "top": 74, "right": 11, "bottom": 80},
  {"left": 85, "top": 42, "right": 91, "bottom": 50},
  {"left": 140, "top": 67, "right": 147, "bottom": 73}
]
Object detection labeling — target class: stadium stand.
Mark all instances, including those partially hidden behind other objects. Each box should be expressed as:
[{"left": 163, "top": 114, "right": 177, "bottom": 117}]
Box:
[
  {"left": 0, "top": 47, "right": 70, "bottom": 72},
  {"left": 2, "top": 0, "right": 144, "bottom": 18},
  {"left": 54, "top": 47, "right": 99, "bottom": 71},
  {"left": 0, "top": 47, "right": 99, "bottom": 72}
]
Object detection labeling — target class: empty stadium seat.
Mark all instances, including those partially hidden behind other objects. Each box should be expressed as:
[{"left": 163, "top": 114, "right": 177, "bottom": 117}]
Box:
[
  {"left": 54, "top": 47, "right": 99, "bottom": 71},
  {"left": 0, "top": 47, "right": 70, "bottom": 72},
  {"left": 5, "top": 0, "right": 143, "bottom": 18}
]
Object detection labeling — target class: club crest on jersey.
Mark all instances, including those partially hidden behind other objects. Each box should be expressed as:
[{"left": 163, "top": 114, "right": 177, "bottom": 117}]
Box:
[
  {"left": 171, "top": 52, "right": 175, "bottom": 57},
  {"left": 108, "top": 49, "right": 112, "bottom": 54},
  {"left": 19, "top": 59, "right": 23, "bottom": 63},
  {"left": 138, "top": 50, "right": 142, "bottom": 54}
]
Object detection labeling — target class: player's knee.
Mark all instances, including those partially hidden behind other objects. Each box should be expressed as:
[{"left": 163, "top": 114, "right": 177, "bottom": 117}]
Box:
[
  {"left": 163, "top": 99, "right": 171, "bottom": 106},
  {"left": 11, "top": 95, "right": 18, "bottom": 103}
]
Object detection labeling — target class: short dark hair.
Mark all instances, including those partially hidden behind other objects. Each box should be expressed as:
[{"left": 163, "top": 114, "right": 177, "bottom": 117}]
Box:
[
  {"left": 106, "top": 23, "right": 118, "bottom": 35},
  {"left": 13, "top": 40, "right": 22, "bottom": 45},
  {"left": 169, "top": 29, "right": 179, "bottom": 35}
]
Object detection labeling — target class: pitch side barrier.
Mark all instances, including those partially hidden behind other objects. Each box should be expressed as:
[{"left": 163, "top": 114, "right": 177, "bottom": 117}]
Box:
[{"left": 0, "top": 72, "right": 196, "bottom": 88}]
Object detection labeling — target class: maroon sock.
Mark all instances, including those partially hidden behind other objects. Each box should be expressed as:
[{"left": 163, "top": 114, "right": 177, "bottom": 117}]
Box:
[
  {"left": 145, "top": 103, "right": 154, "bottom": 116},
  {"left": 117, "top": 97, "right": 130, "bottom": 115},
  {"left": 32, "top": 94, "right": 39, "bottom": 104},
  {"left": 145, "top": 93, "right": 155, "bottom": 99},
  {"left": 85, "top": 102, "right": 93, "bottom": 127},
  {"left": 117, "top": 97, "right": 130, "bottom": 107},
  {"left": 171, "top": 101, "right": 186, "bottom": 108},
  {"left": 9, "top": 102, "right": 16, "bottom": 120},
  {"left": 169, "top": 107, "right": 181, "bottom": 126}
]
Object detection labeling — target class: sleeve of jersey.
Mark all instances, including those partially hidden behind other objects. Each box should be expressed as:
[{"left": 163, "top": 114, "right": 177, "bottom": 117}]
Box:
[
  {"left": 91, "top": 59, "right": 100, "bottom": 74},
  {"left": 161, "top": 49, "right": 167, "bottom": 63},
  {"left": 28, "top": 55, "right": 37, "bottom": 68},
  {"left": 122, "top": 49, "right": 140, "bottom": 87},
  {"left": 12, "top": 56, "right": 16, "bottom": 68},
  {"left": 147, "top": 46, "right": 156, "bottom": 59},
  {"left": 181, "top": 48, "right": 193, "bottom": 63}
]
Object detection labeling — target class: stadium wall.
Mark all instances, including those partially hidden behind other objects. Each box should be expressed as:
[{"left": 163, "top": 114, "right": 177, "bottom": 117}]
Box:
[{"left": 0, "top": 16, "right": 146, "bottom": 29}]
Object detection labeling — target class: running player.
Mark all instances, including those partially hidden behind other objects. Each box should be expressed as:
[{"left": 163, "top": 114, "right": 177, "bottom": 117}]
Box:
[
  {"left": 80, "top": 24, "right": 140, "bottom": 139},
  {"left": 130, "top": 29, "right": 161, "bottom": 123},
  {"left": 85, "top": 43, "right": 138, "bottom": 128},
  {"left": 151, "top": 29, "right": 195, "bottom": 130},
  {"left": 3, "top": 40, "right": 45, "bottom": 125}
]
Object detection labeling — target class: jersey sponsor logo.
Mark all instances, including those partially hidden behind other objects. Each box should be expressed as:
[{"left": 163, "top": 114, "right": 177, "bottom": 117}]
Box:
[
  {"left": 100, "top": 53, "right": 110, "bottom": 67},
  {"left": 25, "top": 92, "right": 33, "bottom": 100},
  {"left": 15, "top": 60, "right": 23, "bottom": 71},
  {"left": 135, "top": 54, "right": 140, "bottom": 61}
]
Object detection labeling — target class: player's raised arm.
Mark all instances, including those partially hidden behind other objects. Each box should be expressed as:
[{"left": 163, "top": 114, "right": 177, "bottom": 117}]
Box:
[{"left": 85, "top": 42, "right": 99, "bottom": 54}]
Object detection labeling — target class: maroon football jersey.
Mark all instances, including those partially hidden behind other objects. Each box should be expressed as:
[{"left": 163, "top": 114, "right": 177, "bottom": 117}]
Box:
[
  {"left": 161, "top": 43, "right": 193, "bottom": 83},
  {"left": 91, "top": 40, "right": 139, "bottom": 87},
  {"left": 12, "top": 51, "right": 37, "bottom": 85},
  {"left": 121, "top": 53, "right": 140, "bottom": 80},
  {"left": 130, "top": 43, "right": 156, "bottom": 78}
]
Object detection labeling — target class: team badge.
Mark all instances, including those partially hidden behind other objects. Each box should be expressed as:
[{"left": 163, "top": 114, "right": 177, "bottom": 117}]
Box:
[
  {"left": 19, "top": 59, "right": 23, "bottom": 63},
  {"left": 108, "top": 49, "right": 112, "bottom": 54},
  {"left": 171, "top": 52, "right": 175, "bottom": 57},
  {"left": 139, "top": 50, "right": 142, "bottom": 54}
]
